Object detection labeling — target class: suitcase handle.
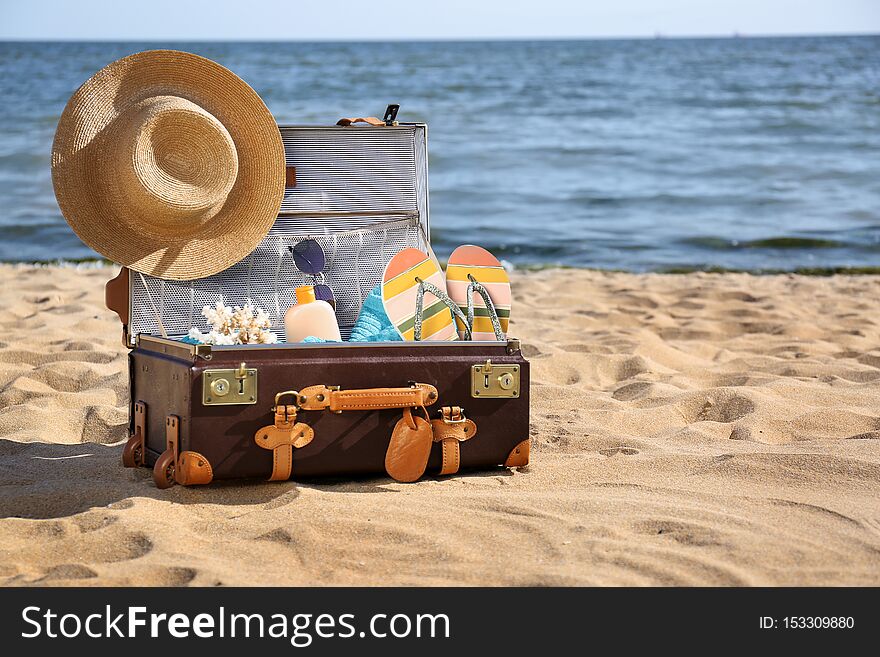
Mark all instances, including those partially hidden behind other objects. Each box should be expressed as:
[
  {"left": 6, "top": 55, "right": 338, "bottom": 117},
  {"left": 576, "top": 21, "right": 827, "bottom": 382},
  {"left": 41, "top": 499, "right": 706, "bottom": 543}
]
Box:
[
  {"left": 275, "top": 383, "right": 439, "bottom": 414},
  {"left": 337, "top": 104, "right": 399, "bottom": 127},
  {"left": 261, "top": 385, "right": 480, "bottom": 483},
  {"left": 336, "top": 116, "right": 386, "bottom": 127},
  {"left": 261, "top": 383, "right": 442, "bottom": 482}
]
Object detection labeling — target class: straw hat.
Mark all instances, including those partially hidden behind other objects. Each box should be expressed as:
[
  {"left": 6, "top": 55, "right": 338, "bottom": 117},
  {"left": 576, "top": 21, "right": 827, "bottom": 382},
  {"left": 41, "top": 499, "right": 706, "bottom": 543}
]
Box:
[{"left": 52, "top": 50, "right": 284, "bottom": 280}]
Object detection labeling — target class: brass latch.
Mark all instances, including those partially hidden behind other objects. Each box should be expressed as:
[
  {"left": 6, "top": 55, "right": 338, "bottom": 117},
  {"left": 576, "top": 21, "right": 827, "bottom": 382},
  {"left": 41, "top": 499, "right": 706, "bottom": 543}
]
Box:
[
  {"left": 471, "top": 360, "right": 520, "bottom": 398},
  {"left": 203, "top": 362, "right": 258, "bottom": 405}
]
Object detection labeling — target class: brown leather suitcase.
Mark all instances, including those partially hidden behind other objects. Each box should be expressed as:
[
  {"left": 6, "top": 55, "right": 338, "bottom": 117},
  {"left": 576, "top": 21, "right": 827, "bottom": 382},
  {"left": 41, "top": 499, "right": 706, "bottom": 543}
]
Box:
[{"left": 107, "top": 120, "right": 530, "bottom": 488}]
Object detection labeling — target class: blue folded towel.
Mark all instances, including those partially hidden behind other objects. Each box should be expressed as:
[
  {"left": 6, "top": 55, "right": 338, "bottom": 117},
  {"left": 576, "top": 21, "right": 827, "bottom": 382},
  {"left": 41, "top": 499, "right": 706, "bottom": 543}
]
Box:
[
  {"left": 302, "top": 335, "right": 333, "bottom": 343},
  {"left": 349, "top": 283, "right": 403, "bottom": 342},
  {"left": 303, "top": 284, "right": 400, "bottom": 343}
]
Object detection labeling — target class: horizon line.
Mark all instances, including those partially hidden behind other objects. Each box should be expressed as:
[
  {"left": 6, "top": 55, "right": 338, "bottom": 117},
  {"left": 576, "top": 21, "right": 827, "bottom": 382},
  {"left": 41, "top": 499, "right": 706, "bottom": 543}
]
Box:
[{"left": 1, "top": 31, "right": 878, "bottom": 43}]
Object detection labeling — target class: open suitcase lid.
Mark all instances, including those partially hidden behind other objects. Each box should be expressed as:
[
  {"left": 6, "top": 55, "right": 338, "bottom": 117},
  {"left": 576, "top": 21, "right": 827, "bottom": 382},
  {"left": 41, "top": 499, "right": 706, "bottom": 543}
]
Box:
[{"left": 108, "top": 122, "right": 431, "bottom": 346}]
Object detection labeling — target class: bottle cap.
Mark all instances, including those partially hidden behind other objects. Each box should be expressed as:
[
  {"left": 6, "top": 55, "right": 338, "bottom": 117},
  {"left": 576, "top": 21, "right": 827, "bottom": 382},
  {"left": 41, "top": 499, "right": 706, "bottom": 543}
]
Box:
[{"left": 295, "top": 285, "right": 316, "bottom": 305}]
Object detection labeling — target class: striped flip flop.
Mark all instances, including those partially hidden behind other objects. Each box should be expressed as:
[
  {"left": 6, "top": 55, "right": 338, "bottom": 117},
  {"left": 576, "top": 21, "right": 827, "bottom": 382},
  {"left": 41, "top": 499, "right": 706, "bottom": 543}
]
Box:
[
  {"left": 446, "top": 245, "right": 511, "bottom": 341},
  {"left": 382, "top": 248, "right": 459, "bottom": 342}
]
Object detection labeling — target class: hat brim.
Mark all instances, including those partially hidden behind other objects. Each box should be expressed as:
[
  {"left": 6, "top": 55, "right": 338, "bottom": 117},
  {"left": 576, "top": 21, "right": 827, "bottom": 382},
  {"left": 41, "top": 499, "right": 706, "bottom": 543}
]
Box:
[{"left": 52, "top": 50, "right": 285, "bottom": 280}]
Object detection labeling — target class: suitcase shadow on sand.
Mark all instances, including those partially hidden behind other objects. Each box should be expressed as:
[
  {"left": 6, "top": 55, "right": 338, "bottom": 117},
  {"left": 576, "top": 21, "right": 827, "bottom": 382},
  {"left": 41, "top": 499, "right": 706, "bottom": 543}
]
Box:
[
  {"left": 0, "top": 439, "right": 288, "bottom": 519},
  {"left": 0, "top": 439, "right": 409, "bottom": 520}
]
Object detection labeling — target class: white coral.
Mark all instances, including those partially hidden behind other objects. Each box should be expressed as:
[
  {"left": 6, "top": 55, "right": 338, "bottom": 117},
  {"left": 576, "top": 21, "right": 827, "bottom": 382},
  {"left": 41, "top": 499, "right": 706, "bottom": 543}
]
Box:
[
  {"left": 201, "top": 299, "right": 234, "bottom": 336},
  {"left": 192, "top": 299, "right": 278, "bottom": 345},
  {"left": 251, "top": 328, "right": 278, "bottom": 344},
  {"left": 207, "top": 330, "right": 238, "bottom": 346}
]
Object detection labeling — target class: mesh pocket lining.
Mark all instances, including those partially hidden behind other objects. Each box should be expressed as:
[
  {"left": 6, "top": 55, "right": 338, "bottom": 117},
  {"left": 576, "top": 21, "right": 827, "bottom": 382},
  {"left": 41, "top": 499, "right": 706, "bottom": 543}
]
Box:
[{"left": 130, "top": 216, "right": 427, "bottom": 342}]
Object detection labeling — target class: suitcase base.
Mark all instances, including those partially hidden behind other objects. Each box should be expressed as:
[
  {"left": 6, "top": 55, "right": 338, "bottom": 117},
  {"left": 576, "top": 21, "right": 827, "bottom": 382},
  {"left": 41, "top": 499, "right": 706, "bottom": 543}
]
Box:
[{"left": 123, "top": 336, "right": 530, "bottom": 487}]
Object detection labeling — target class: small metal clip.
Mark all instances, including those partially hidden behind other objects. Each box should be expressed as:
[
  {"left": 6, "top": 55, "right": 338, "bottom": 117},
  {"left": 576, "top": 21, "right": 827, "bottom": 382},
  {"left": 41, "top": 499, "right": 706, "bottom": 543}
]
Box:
[
  {"left": 440, "top": 408, "right": 468, "bottom": 425},
  {"left": 383, "top": 104, "right": 400, "bottom": 126}
]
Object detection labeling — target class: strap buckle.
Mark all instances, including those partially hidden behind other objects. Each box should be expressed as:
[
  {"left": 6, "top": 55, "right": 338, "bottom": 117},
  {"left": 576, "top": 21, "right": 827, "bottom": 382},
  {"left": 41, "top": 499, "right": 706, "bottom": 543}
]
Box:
[
  {"left": 440, "top": 406, "right": 467, "bottom": 425},
  {"left": 273, "top": 390, "right": 300, "bottom": 422},
  {"left": 274, "top": 390, "right": 300, "bottom": 409}
]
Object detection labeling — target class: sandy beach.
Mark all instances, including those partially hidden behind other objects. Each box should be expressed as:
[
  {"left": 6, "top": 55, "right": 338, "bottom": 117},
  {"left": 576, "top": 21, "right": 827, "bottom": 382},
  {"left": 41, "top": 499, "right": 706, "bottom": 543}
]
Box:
[{"left": 0, "top": 263, "right": 878, "bottom": 586}]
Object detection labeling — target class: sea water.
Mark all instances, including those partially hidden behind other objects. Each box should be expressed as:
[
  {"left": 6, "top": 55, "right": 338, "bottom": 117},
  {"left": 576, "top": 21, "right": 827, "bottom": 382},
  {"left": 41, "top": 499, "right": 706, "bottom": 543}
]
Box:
[{"left": 0, "top": 36, "right": 877, "bottom": 271}]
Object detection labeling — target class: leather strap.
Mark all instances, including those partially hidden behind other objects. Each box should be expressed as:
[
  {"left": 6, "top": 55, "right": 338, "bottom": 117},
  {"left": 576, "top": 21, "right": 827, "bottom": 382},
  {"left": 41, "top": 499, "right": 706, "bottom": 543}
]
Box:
[
  {"left": 298, "top": 384, "right": 438, "bottom": 412},
  {"left": 337, "top": 116, "right": 386, "bottom": 127},
  {"left": 262, "top": 387, "right": 475, "bottom": 483},
  {"left": 385, "top": 406, "right": 477, "bottom": 482},
  {"left": 439, "top": 439, "right": 460, "bottom": 476},
  {"left": 255, "top": 407, "right": 315, "bottom": 481},
  {"left": 430, "top": 407, "right": 477, "bottom": 477},
  {"left": 133, "top": 400, "right": 146, "bottom": 450},
  {"left": 166, "top": 415, "right": 180, "bottom": 464}
]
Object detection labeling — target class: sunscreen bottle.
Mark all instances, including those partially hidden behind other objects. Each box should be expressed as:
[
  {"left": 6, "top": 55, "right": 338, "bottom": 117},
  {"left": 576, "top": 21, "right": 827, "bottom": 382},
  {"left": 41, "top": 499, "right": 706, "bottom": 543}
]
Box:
[{"left": 284, "top": 285, "right": 342, "bottom": 342}]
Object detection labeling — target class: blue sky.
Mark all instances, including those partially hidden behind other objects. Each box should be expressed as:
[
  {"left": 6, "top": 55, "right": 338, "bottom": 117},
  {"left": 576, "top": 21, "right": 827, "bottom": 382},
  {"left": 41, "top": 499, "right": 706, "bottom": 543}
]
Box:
[{"left": 1, "top": 0, "right": 878, "bottom": 40}]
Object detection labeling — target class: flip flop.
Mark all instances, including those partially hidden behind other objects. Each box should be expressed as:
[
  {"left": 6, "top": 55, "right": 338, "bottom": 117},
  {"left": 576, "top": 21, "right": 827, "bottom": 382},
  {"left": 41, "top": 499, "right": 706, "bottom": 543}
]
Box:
[
  {"left": 382, "top": 248, "right": 460, "bottom": 342},
  {"left": 446, "top": 245, "right": 510, "bottom": 341}
]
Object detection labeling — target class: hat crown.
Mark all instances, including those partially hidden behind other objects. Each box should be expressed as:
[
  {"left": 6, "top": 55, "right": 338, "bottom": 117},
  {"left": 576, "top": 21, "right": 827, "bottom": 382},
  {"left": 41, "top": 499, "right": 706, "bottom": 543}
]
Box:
[{"left": 109, "top": 95, "right": 239, "bottom": 233}]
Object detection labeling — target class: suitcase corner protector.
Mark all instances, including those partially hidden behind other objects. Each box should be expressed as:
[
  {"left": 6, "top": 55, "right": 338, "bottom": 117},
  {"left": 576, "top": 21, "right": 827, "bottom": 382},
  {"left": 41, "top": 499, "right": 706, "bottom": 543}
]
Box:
[{"left": 504, "top": 439, "right": 530, "bottom": 468}]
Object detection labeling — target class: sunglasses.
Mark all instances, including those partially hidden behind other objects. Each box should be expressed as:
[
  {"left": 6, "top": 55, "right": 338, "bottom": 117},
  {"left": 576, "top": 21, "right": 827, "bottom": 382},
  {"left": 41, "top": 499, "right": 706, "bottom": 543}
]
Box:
[{"left": 289, "top": 239, "right": 335, "bottom": 309}]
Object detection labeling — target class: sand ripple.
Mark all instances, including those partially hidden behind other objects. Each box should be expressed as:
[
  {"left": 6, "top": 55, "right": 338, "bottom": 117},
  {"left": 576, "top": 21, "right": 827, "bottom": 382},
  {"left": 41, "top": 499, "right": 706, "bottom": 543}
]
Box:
[{"left": 0, "top": 265, "right": 878, "bottom": 585}]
